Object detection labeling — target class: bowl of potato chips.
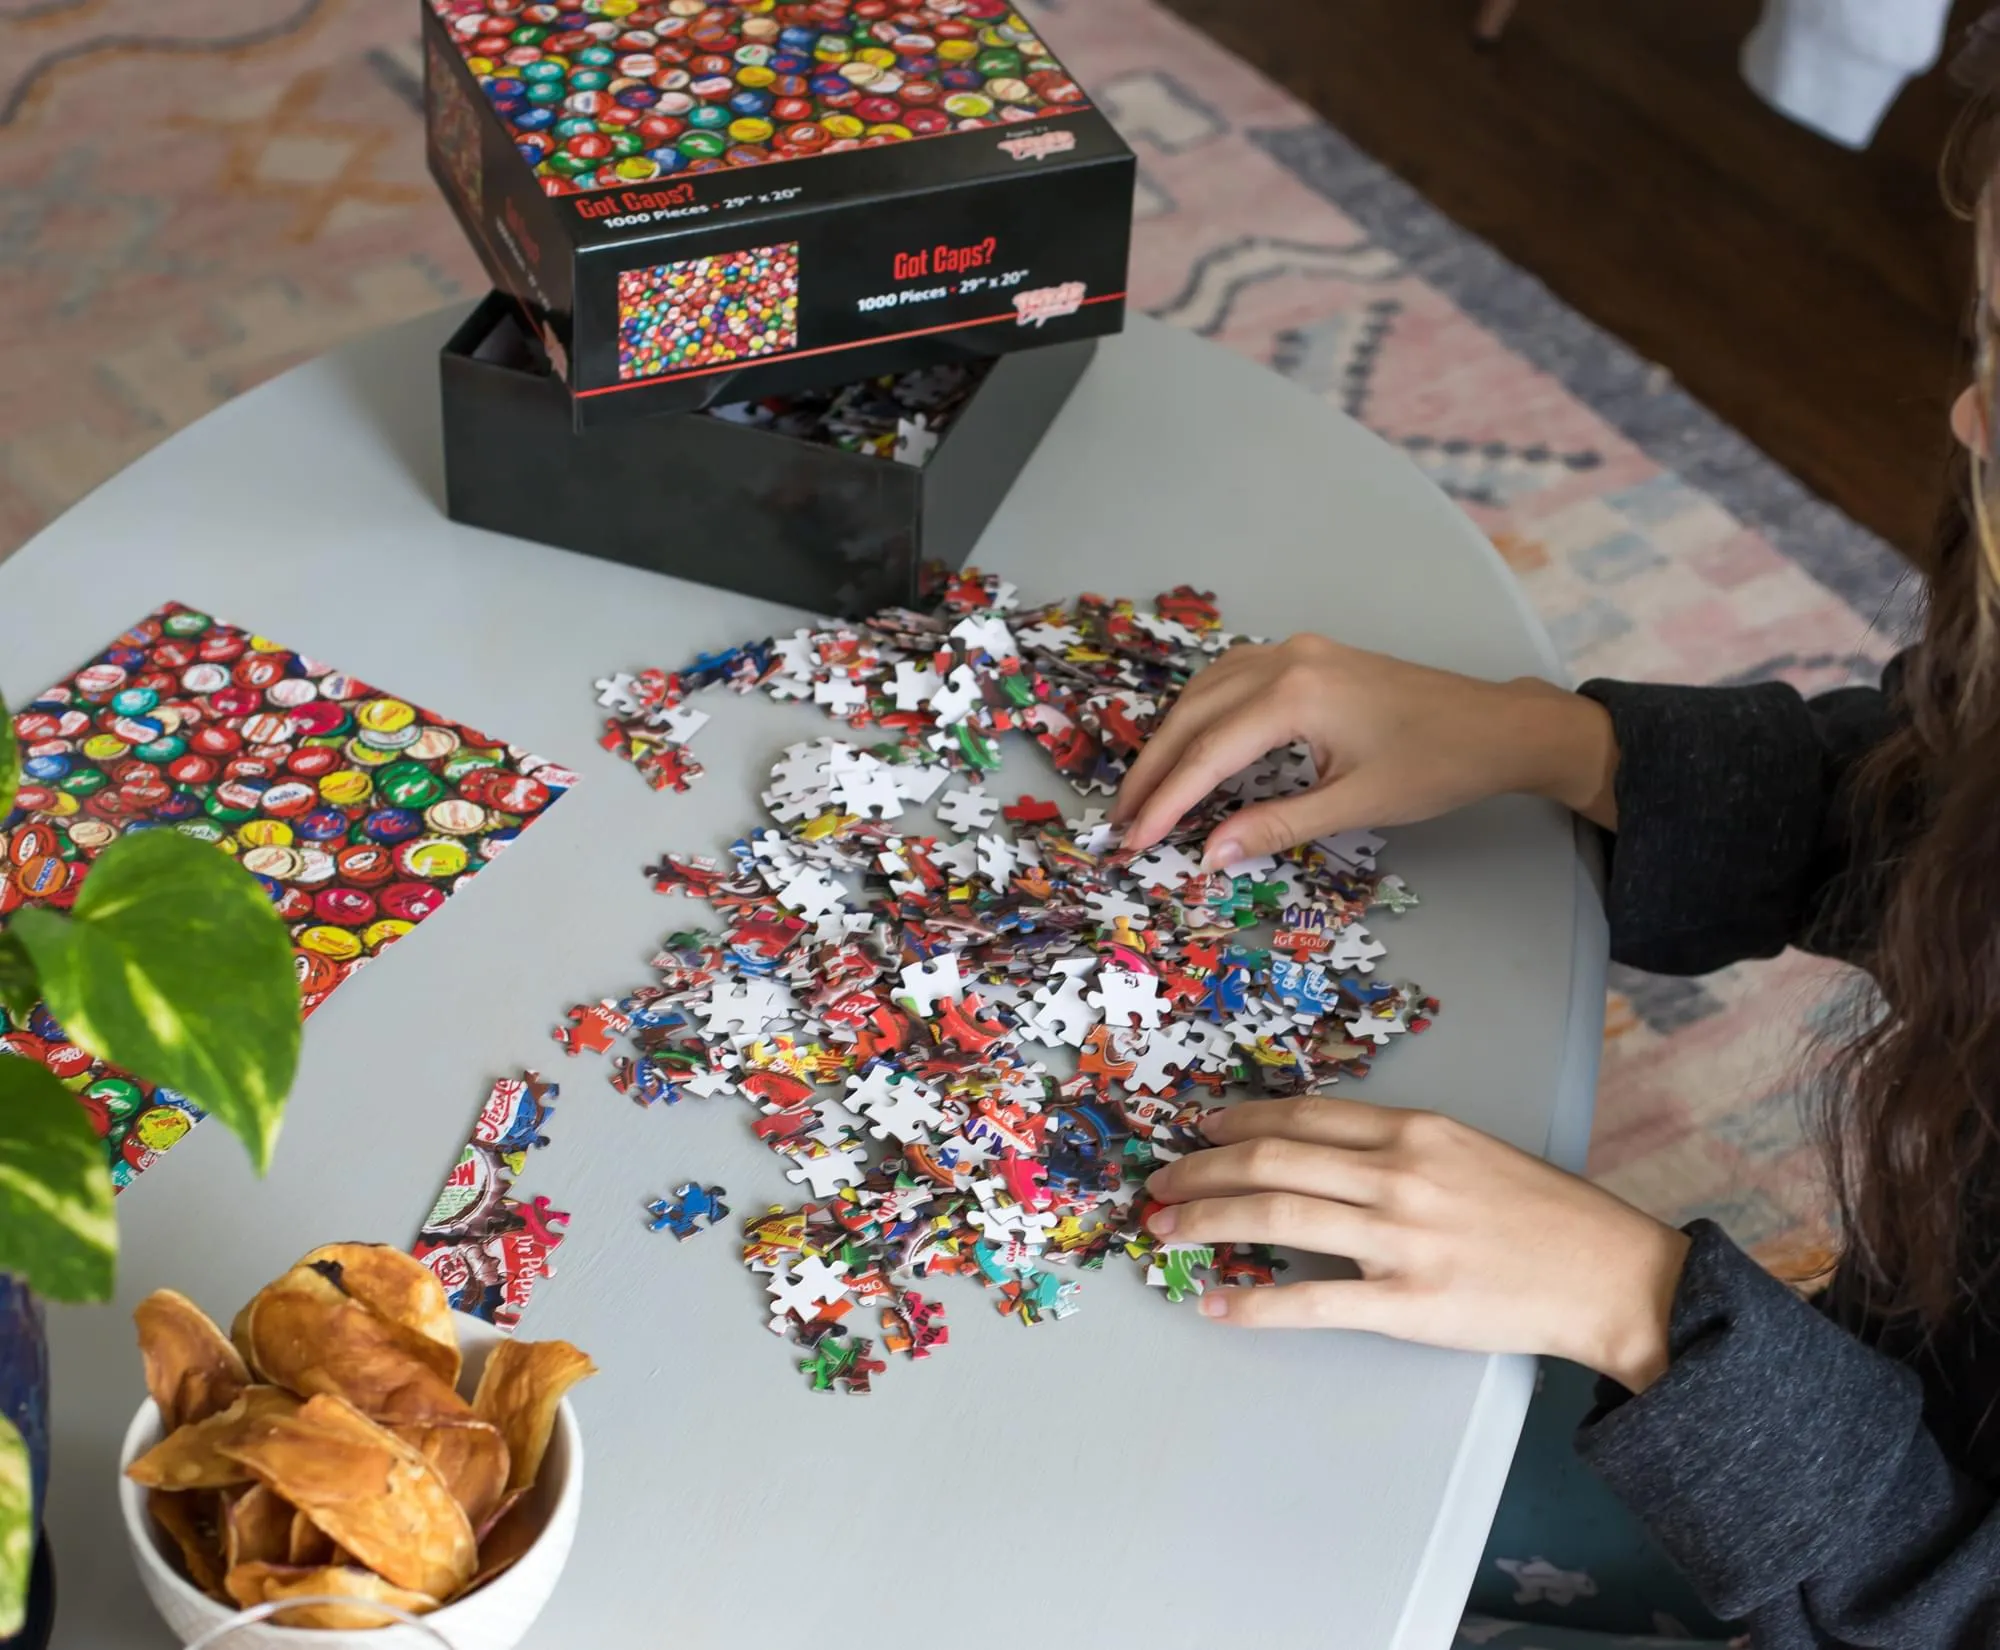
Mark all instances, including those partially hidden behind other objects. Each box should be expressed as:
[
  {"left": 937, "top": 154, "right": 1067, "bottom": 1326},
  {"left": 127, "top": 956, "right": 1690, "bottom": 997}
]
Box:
[{"left": 116, "top": 1244, "right": 595, "bottom": 1648}]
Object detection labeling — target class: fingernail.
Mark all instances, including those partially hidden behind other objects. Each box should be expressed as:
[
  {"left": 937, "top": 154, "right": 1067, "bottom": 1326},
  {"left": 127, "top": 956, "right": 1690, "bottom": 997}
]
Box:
[
  {"left": 1147, "top": 1206, "right": 1178, "bottom": 1236},
  {"left": 1196, "top": 1107, "right": 1226, "bottom": 1140},
  {"left": 1200, "top": 1293, "right": 1230, "bottom": 1319},
  {"left": 1200, "top": 836, "right": 1239, "bottom": 872}
]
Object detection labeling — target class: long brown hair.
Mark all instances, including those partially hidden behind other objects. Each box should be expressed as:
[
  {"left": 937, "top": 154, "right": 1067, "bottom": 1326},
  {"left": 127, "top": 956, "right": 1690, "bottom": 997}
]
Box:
[{"left": 1818, "top": 8, "right": 2000, "bottom": 1325}]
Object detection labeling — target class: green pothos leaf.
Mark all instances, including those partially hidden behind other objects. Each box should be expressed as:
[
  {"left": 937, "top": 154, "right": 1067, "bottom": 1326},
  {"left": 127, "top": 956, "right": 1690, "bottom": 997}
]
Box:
[
  {"left": 0, "top": 1055, "right": 115, "bottom": 1303},
  {"left": 9, "top": 829, "right": 300, "bottom": 1174}
]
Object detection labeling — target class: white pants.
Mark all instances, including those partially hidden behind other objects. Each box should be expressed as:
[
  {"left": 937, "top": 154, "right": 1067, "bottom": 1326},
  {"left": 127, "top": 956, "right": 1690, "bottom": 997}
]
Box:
[{"left": 1742, "top": 0, "right": 1956, "bottom": 149}]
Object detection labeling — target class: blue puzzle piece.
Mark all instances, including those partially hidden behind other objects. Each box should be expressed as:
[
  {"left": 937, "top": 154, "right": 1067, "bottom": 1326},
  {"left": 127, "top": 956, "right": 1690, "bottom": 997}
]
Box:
[
  {"left": 1201, "top": 963, "right": 1254, "bottom": 1022},
  {"left": 646, "top": 1181, "right": 730, "bottom": 1240},
  {"left": 1269, "top": 960, "right": 1341, "bottom": 1018}
]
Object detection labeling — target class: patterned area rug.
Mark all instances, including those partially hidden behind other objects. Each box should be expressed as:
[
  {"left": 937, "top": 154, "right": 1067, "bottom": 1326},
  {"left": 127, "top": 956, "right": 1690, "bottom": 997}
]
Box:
[{"left": 0, "top": 0, "right": 1913, "bottom": 1269}]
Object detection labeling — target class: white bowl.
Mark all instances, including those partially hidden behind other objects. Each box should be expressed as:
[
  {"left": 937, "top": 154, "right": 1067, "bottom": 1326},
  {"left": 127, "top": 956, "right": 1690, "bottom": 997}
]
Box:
[{"left": 119, "top": 1313, "right": 582, "bottom": 1650}]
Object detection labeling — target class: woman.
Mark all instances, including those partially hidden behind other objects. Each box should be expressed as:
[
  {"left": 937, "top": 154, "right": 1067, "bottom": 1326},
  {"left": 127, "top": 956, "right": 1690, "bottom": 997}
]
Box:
[{"left": 1114, "top": 17, "right": 2000, "bottom": 1649}]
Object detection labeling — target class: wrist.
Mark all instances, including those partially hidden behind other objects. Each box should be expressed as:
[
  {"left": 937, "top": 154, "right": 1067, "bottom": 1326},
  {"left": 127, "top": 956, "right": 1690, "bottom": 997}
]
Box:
[
  {"left": 1580, "top": 1217, "right": 1690, "bottom": 1394},
  {"left": 1497, "top": 679, "right": 1619, "bottom": 827}
]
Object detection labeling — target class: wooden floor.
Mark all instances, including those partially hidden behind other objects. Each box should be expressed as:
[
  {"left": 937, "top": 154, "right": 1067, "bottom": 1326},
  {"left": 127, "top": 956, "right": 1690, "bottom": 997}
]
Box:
[{"left": 1158, "top": 0, "right": 1986, "bottom": 563}]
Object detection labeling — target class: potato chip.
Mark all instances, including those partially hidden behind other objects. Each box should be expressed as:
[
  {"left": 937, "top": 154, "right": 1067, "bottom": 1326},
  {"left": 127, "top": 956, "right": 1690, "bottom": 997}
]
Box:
[
  {"left": 474, "top": 1485, "right": 526, "bottom": 1545},
  {"left": 471, "top": 1339, "right": 596, "bottom": 1493},
  {"left": 298, "top": 1243, "right": 460, "bottom": 1386},
  {"left": 228, "top": 1299, "right": 257, "bottom": 1378},
  {"left": 286, "top": 1506, "right": 334, "bottom": 1568},
  {"left": 147, "top": 1489, "right": 228, "bottom": 1601},
  {"left": 460, "top": 1490, "right": 543, "bottom": 1599},
  {"left": 222, "top": 1482, "right": 295, "bottom": 1572},
  {"left": 243, "top": 1266, "right": 472, "bottom": 1426},
  {"left": 133, "top": 1290, "right": 249, "bottom": 1432},
  {"left": 390, "top": 1419, "right": 510, "bottom": 1528},
  {"left": 218, "top": 1393, "right": 476, "bottom": 1600},
  {"left": 224, "top": 1561, "right": 440, "bottom": 1628},
  {"left": 127, "top": 1387, "right": 301, "bottom": 1491}
]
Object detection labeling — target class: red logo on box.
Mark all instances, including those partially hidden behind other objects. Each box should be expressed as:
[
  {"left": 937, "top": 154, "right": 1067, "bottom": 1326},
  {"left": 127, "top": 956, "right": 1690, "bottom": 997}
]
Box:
[
  {"left": 999, "top": 130, "right": 1078, "bottom": 161},
  {"left": 1014, "top": 281, "right": 1087, "bottom": 327}
]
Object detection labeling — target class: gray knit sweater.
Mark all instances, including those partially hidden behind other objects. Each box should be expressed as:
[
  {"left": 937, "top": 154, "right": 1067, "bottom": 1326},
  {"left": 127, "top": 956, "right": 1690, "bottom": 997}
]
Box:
[{"left": 1574, "top": 661, "right": 2000, "bottom": 1648}]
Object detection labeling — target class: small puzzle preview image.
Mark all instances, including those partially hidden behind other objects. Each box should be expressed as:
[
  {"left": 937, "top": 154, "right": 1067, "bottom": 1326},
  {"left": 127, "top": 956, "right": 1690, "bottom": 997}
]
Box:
[{"left": 617, "top": 242, "right": 801, "bottom": 381}]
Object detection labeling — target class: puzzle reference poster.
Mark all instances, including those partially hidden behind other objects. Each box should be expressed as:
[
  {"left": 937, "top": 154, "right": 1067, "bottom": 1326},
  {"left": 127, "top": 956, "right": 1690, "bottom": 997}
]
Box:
[{"left": 0, "top": 603, "right": 572, "bottom": 1186}]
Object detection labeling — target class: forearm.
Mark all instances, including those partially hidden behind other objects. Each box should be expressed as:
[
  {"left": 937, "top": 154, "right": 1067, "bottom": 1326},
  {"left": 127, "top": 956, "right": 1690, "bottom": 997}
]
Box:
[{"left": 1496, "top": 678, "right": 1621, "bottom": 829}]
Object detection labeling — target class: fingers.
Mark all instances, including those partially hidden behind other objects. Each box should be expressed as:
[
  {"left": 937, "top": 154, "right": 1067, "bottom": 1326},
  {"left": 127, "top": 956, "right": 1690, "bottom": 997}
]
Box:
[
  {"left": 1108, "top": 645, "right": 1265, "bottom": 823},
  {"left": 1110, "top": 666, "right": 1269, "bottom": 846},
  {"left": 1197, "top": 1096, "right": 1411, "bottom": 1152},
  {"left": 1199, "top": 1279, "right": 1408, "bottom": 1331},
  {"left": 1144, "top": 1189, "right": 1381, "bottom": 1260},
  {"left": 1121, "top": 699, "right": 1316, "bottom": 859},
  {"left": 1146, "top": 1136, "right": 1389, "bottom": 1209},
  {"left": 1202, "top": 775, "right": 1386, "bottom": 865}
]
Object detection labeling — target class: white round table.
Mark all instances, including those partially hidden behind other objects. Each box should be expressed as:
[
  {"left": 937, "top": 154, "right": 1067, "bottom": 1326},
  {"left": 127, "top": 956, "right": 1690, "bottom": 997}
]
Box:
[{"left": 6, "top": 312, "right": 1606, "bottom": 1650}]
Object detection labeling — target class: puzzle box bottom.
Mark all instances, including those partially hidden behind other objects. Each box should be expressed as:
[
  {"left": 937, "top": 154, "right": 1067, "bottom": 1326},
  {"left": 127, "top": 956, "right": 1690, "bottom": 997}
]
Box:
[{"left": 441, "top": 292, "right": 1097, "bottom": 617}]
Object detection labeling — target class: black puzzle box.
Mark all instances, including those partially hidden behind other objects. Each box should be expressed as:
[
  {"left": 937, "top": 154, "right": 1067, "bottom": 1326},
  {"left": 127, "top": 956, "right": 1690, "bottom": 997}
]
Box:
[
  {"left": 440, "top": 291, "right": 1097, "bottom": 616},
  {"left": 423, "top": 0, "right": 1135, "bottom": 427}
]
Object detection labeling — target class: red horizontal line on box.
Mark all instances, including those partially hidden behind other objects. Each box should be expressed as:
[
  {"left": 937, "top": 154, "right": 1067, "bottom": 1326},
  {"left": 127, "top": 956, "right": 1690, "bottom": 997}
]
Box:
[{"left": 578, "top": 291, "right": 1129, "bottom": 399}]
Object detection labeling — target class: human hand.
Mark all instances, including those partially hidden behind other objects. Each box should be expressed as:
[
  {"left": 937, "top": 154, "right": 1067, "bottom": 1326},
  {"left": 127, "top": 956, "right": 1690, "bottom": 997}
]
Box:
[
  {"left": 1145, "top": 1098, "right": 1689, "bottom": 1391},
  {"left": 1110, "top": 635, "right": 1617, "bottom": 863}
]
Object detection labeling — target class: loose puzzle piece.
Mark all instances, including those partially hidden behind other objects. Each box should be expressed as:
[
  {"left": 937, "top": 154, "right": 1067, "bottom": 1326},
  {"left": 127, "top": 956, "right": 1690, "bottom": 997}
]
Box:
[
  {"left": 1124, "top": 1024, "right": 1200, "bottom": 1095},
  {"left": 798, "top": 1327, "right": 887, "bottom": 1394},
  {"left": 552, "top": 1001, "right": 632, "bottom": 1056},
  {"left": 1020, "top": 957, "right": 1100, "bottom": 1049},
  {"left": 1371, "top": 875, "right": 1421, "bottom": 916},
  {"left": 813, "top": 675, "right": 870, "bottom": 716},
  {"left": 1318, "top": 830, "right": 1387, "bottom": 873},
  {"left": 783, "top": 1141, "right": 870, "bottom": 1199},
  {"left": 769, "top": 1255, "right": 854, "bottom": 1325},
  {"left": 846, "top": 1064, "right": 945, "bottom": 1143},
  {"left": 1087, "top": 966, "right": 1167, "bottom": 1031},
  {"left": 595, "top": 673, "right": 644, "bottom": 715},
  {"left": 698, "top": 978, "right": 794, "bottom": 1039},
  {"left": 636, "top": 744, "right": 703, "bottom": 794},
  {"left": 893, "top": 659, "right": 943, "bottom": 710},
  {"left": 1000, "top": 795, "right": 1062, "bottom": 826},
  {"left": 1147, "top": 1245, "right": 1217, "bottom": 1304},
  {"left": 928, "top": 664, "right": 984, "bottom": 727},
  {"left": 1128, "top": 843, "right": 1202, "bottom": 894},
  {"left": 895, "top": 953, "right": 965, "bottom": 1018},
  {"left": 656, "top": 703, "right": 711, "bottom": 745},
  {"left": 647, "top": 1182, "right": 730, "bottom": 1240},
  {"left": 1323, "top": 924, "right": 1388, "bottom": 975},
  {"left": 935, "top": 784, "right": 1000, "bottom": 834},
  {"left": 881, "top": 1291, "right": 948, "bottom": 1359},
  {"left": 776, "top": 867, "right": 849, "bottom": 921}
]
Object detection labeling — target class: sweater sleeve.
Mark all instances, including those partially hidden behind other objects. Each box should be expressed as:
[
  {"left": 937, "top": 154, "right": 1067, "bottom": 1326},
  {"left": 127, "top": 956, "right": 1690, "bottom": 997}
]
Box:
[
  {"left": 1579, "top": 1221, "right": 2000, "bottom": 1640},
  {"left": 1576, "top": 665, "right": 1902, "bottom": 975}
]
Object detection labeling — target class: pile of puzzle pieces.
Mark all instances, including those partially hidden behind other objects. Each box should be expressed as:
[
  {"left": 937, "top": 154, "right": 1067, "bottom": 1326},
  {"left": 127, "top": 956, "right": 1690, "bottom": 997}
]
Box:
[
  {"left": 703, "top": 360, "right": 986, "bottom": 466},
  {"left": 578, "top": 574, "right": 1436, "bottom": 1394}
]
